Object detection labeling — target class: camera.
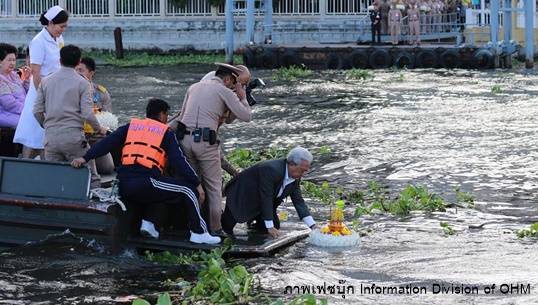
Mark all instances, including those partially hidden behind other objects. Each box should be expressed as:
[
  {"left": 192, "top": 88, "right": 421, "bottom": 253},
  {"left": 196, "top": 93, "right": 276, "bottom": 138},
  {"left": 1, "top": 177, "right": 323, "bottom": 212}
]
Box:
[{"left": 245, "top": 78, "right": 265, "bottom": 106}]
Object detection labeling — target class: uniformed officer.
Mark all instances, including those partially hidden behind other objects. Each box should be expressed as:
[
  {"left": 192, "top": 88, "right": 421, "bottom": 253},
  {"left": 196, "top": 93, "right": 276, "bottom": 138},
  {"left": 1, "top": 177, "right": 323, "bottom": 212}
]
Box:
[
  {"left": 408, "top": 2, "right": 421, "bottom": 45},
  {"left": 200, "top": 65, "right": 251, "bottom": 177},
  {"left": 171, "top": 63, "right": 252, "bottom": 234},
  {"left": 389, "top": 2, "right": 403, "bottom": 45},
  {"left": 380, "top": 0, "right": 390, "bottom": 35},
  {"left": 71, "top": 98, "right": 221, "bottom": 244},
  {"left": 370, "top": 4, "right": 382, "bottom": 44},
  {"left": 33, "top": 45, "right": 106, "bottom": 188}
]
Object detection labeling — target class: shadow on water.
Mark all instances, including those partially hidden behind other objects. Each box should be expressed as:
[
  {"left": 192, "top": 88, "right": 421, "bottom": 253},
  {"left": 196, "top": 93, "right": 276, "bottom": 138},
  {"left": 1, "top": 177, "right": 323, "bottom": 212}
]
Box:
[{"left": 2, "top": 65, "right": 538, "bottom": 304}]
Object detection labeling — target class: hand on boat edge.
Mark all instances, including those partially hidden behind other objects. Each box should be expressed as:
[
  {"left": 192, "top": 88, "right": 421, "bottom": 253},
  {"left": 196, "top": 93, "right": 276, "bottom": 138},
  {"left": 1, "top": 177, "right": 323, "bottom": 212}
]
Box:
[{"left": 71, "top": 157, "right": 87, "bottom": 168}]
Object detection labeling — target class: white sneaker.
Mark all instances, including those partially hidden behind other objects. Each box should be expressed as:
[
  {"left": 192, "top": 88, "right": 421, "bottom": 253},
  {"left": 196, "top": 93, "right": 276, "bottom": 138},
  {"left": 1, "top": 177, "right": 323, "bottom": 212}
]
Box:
[
  {"left": 189, "top": 232, "right": 221, "bottom": 244},
  {"left": 140, "top": 220, "right": 159, "bottom": 239}
]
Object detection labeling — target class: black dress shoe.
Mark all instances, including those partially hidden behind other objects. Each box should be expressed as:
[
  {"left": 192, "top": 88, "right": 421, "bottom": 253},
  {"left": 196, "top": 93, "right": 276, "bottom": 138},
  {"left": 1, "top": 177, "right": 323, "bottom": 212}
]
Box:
[{"left": 210, "top": 229, "right": 232, "bottom": 238}]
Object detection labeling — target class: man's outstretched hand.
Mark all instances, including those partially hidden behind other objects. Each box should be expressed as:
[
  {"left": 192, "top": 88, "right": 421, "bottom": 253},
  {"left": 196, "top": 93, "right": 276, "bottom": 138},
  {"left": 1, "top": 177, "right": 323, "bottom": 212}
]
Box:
[
  {"left": 196, "top": 184, "right": 205, "bottom": 205},
  {"left": 71, "top": 157, "right": 87, "bottom": 168}
]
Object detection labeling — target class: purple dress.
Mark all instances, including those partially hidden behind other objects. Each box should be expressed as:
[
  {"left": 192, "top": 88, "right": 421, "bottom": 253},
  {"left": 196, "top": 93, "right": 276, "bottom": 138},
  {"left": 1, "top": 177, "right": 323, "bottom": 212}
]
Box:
[{"left": 0, "top": 71, "right": 28, "bottom": 128}]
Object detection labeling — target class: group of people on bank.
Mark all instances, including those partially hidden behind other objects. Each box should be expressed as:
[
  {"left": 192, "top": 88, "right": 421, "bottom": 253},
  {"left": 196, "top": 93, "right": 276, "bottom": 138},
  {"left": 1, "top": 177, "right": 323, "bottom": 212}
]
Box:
[
  {"left": 369, "top": 0, "right": 467, "bottom": 45},
  {"left": 2, "top": 5, "right": 317, "bottom": 245}
]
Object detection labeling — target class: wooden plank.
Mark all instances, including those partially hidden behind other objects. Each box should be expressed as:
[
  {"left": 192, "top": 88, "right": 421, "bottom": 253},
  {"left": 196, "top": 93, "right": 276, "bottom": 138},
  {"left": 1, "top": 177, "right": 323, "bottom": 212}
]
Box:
[{"left": 127, "top": 224, "right": 311, "bottom": 256}]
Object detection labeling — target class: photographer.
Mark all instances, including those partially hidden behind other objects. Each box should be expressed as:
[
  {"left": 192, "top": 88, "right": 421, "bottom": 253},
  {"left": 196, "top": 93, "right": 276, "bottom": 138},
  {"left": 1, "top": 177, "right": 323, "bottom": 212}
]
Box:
[
  {"left": 199, "top": 65, "right": 264, "bottom": 177},
  {"left": 170, "top": 63, "right": 252, "bottom": 235}
]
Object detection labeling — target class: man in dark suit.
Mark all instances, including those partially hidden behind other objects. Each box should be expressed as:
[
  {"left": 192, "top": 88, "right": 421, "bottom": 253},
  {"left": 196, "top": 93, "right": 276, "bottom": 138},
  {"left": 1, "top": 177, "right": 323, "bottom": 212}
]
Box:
[{"left": 222, "top": 147, "right": 317, "bottom": 238}]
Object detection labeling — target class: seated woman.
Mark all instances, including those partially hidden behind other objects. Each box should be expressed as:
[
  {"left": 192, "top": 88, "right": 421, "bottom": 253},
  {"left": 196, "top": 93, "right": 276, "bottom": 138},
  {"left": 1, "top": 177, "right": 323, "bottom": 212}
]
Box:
[
  {"left": 0, "top": 43, "right": 30, "bottom": 128},
  {"left": 76, "top": 56, "right": 115, "bottom": 175}
]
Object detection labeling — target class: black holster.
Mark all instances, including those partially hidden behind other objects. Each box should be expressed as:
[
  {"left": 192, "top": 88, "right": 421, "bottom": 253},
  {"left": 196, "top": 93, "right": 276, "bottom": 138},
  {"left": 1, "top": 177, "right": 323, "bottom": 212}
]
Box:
[{"left": 176, "top": 121, "right": 187, "bottom": 140}]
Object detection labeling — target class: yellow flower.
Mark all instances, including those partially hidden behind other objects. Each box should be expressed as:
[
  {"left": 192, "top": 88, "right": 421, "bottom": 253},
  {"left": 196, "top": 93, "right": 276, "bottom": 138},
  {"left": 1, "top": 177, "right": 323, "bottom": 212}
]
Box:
[
  {"left": 341, "top": 228, "right": 352, "bottom": 235},
  {"left": 320, "top": 226, "right": 330, "bottom": 234},
  {"left": 332, "top": 231, "right": 341, "bottom": 236}
]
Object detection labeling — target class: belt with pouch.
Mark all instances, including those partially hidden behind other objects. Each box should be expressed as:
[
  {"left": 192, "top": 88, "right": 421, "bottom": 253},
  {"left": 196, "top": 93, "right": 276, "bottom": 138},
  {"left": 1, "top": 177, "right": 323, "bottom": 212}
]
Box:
[{"left": 177, "top": 125, "right": 217, "bottom": 145}]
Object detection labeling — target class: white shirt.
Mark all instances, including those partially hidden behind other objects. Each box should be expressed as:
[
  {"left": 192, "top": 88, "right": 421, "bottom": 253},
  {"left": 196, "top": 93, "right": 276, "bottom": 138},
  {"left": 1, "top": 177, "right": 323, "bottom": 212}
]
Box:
[
  {"left": 277, "top": 165, "right": 295, "bottom": 198},
  {"left": 30, "top": 28, "right": 63, "bottom": 77},
  {"left": 265, "top": 165, "right": 316, "bottom": 229}
]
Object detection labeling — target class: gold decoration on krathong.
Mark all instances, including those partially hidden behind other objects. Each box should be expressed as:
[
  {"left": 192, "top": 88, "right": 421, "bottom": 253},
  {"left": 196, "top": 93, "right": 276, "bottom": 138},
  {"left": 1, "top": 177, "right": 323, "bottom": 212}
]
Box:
[{"left": 320, "top": 200, "right": 352, "bottom": 236}]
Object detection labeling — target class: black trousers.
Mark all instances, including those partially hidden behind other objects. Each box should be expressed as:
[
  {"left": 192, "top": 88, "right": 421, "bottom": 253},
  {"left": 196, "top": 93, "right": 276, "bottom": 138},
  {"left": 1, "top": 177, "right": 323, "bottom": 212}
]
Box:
[
  {"left": 371, "top": 24, "right": 381, "bottom": 43},
  {"left": 119, "top": 175, "right": 207, "bottom": 234},
  {"left": 221, "top": 202, "right": 280, "bottom": 234}
]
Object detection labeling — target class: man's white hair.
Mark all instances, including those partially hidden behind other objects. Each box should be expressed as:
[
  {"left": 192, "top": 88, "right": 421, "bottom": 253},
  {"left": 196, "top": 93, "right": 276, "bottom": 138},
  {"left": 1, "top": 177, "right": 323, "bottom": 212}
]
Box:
[{"left": 286, "top": 146, "right": 313, "bottom": 165}]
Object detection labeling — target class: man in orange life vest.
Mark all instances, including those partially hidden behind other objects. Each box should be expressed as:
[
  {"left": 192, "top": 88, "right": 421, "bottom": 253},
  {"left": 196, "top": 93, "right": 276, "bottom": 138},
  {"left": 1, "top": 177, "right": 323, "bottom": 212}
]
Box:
[{"left": 71, "top": 98, "right": 221, "bottom": 244}]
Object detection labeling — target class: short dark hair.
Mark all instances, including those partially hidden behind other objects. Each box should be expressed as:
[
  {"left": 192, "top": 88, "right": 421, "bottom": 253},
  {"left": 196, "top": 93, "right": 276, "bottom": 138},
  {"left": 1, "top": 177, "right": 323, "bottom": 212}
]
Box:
[
  {"left": 60, "top": 44, "right": 81, "bottom": 68},
  {"left": 215, "top": 67, "right": 237, "bottom": 79},
  {"left": 0, "top": 43, "right": 17, "bottom": 61},
  {"left": 39, "top": 10, "right": 69, "bottom": 26},
  {"left": 146, "top": 98, "right": 170, "bottom": 119},
  {"left": 80, "top": 57, "right": 96, "bottom": 72}
]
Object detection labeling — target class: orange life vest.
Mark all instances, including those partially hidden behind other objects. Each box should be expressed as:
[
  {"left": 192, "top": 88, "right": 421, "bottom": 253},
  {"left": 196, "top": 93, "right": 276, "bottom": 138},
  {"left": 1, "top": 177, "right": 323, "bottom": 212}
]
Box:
[{"left": 121, "top": 118, "right": 168, "bottom": 173}]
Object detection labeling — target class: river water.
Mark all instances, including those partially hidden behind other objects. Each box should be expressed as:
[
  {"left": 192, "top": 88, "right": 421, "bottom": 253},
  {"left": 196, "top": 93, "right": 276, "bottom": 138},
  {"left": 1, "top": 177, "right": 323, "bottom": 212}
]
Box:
[{"left": 1, "top": 65, "right": 538, "bottom": 304}]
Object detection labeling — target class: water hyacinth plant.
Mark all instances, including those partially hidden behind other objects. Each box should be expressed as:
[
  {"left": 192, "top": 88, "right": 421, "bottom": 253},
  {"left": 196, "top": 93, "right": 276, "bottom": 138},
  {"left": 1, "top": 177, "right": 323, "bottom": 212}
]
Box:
[
  {"left": 440, "top": 222, "right": 455, "bottom": 236},
  {"left": 455, "top": 187, "right": 475, "bottom": 208},
  {"left": 491, "top": 85, "right": 502, "bottom": 94},
  {"left": 142, "top": 247, "right": 254, "bottom": 304},
  {"left": 84, "top": 50, "right": 243, "bottom": 67},
  {"left": 272, "top": 65, "right": 313, "bottom": 81},
  {"left": 516, "top": 222, "right": 538, "bottom": 238},
  {"left": 345, "top": 68, "right": 372, "bottom": 80}
]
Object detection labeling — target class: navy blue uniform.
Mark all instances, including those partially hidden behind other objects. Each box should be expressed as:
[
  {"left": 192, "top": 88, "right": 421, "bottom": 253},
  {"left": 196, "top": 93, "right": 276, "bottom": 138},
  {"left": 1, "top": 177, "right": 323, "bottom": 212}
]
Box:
[{"left": 83, "top": 122, "right": 208, "bottom": 233}]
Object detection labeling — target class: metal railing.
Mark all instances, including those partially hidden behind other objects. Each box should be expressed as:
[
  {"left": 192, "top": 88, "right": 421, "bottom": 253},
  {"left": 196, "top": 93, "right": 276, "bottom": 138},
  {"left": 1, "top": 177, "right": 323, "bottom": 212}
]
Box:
[
  {"left": 66, "top": 0, "right": 109, "bottom": 17},
  {"left": 18, "top": 0, "right": 59, "bottom": 17},
  {"left": 273, "top": 0, "right": 319, "bottom": 15},
  {"left": 465, "top": 8, "right": 504, "bottom": 28},
  {"left": 166, "top": 0, "right": 212, "bottom": 16},
  {"left": 2, "top": 0, "right": 373, "bottom": 18},
  {"left": 0, "top": 0, "right": 12, "bottom": 16},
  {"left": 217, "top": 0, "right": 321, "bottom": 16},
  {"left": 326, "top": 0, "right": 365, "bottom": 15},
  {"left": 115, "top": 0, "right": 160, "bottom": 16}
]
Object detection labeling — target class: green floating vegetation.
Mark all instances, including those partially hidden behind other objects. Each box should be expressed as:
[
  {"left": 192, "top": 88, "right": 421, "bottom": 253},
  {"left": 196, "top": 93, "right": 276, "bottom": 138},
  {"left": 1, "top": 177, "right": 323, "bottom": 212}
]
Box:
[
  {"left": 455, "top": 187, "right": 475, "bottom": 208},
  {"left": 84, "top": 51, "right": 243, "bottom": 67},
  {"left": 132, "top": 293, "right": 171, "bottom": 305},
  {"left": 516, "top": 222, "right": 538, "bottom": 239},
  {"left": 226, "top": 146, "right": 332, "bottom": 172},
  {"left": 272, "top": 65, "right": 313, "bottom": 81},
  {"left": 138, "top": 248, "right": 328, "bottom": 305},
  {"left": 302, "top": 180, "right": 448, "bottom": 217},
  {"left": 301, "top": 181, "right": 336, "bottom": 205},
  {"left": 226, "top": 147, "right": 290, "bottom": 169},
  {"left": 440, "top": 222, "right": 454, "bottom": 236},
  {"left": 396, "top": 73, "right": 405, "bottom": 82},
  {"left": 144, "top": 247, "right": 254, "bottom": 304},
  {"left": 345, "top": 68, "right": 372, "bottom": 80},
  {"left": 491, "top": 85, "right": 503, "bottom": 94},
  {"left": 226, "top": 148, "right": 472, "bottom": 218},
  {"left": 270, "top": 295, "right": 329, "bottom": 305}
]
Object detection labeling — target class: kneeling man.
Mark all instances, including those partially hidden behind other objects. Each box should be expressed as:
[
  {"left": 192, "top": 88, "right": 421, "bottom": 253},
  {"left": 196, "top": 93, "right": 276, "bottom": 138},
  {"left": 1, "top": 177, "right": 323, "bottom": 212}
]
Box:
[{"left": 222, "top": 146, "right": 317, "bottom": 238}]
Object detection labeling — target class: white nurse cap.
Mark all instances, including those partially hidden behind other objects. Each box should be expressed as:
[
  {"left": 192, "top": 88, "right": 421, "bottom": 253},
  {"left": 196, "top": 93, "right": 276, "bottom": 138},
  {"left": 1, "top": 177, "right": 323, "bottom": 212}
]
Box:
[{"left": 44, "top": 5, "right": 64, "bottom": 21}]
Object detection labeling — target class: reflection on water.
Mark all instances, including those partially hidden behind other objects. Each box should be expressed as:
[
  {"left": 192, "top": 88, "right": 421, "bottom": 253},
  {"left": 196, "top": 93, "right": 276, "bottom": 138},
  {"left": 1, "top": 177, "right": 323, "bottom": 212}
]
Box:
[{"left": 2, "top": 66, "right": 538, "bottom": 304}]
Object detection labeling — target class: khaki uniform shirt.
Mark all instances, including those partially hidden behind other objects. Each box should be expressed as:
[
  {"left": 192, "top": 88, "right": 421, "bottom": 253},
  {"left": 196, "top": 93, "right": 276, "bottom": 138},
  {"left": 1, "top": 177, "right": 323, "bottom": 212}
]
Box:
[
  {"left": 408, "top": 8, "right": 420, "bottom": 21},
  {"left": 389, "top": 8, "right": 402, "bottom": 22},
  {"left": 33, "top": 67, "right": 100, "bottom": 133},
  {"left": 174, "top": 76, "right": 251, "bottom": 131}
]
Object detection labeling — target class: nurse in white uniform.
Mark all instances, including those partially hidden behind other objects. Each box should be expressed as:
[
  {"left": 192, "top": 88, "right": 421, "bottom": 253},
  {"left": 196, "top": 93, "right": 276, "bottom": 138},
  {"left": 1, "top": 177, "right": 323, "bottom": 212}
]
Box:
[{"left": 13, "top": 6, "right": 68, "bottom": 158}]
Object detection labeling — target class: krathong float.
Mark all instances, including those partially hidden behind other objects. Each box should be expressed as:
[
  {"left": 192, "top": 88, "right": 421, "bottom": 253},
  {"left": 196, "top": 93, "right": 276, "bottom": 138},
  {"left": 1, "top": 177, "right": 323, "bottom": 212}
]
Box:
[{"left": 308, "top": 200, "right": 360, "bottom": 247}]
